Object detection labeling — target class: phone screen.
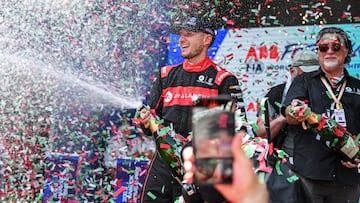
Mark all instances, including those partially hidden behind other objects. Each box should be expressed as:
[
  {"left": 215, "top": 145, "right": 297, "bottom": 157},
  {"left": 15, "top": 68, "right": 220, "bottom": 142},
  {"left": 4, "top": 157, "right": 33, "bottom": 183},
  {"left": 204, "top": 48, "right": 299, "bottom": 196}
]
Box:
[{"left": 191, "top": 97, "right": 235, "bottom": 185}]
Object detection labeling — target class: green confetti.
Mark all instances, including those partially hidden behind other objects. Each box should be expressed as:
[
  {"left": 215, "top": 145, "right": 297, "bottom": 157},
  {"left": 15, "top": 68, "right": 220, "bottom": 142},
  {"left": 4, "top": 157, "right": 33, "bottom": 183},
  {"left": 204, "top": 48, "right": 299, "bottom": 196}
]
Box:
[
  {"left": 287, "top": 175, "right": 300, "bottom": 183},
  {"left": 249, "top": 19, "right": 256, "bottom": 24},
  {"left": 258, "top": 171, "right": 266, "bottom": 183},
  {"left": 275, "top": 160, "right": 283, "bottom": 175},
  {"left": 301, "top": 4, "right": 309, "bottom": 8},
  {"left": 251, "top": 122, "right": 260, "bottom": 133},
  {"left": 243, "top": 144, "right": 257, "bottom": 158},
  {"left": 355, "top": 133, "right": 360, "bottom": 143},
  {"left": 274, "top": 101, "right": 283, "bottom": 109},
  {"left": 277, "top": 150, "right": 289, "bottom": 159},
  {"left": 331, "top": 138, "right": 339, "bottom": 148}
]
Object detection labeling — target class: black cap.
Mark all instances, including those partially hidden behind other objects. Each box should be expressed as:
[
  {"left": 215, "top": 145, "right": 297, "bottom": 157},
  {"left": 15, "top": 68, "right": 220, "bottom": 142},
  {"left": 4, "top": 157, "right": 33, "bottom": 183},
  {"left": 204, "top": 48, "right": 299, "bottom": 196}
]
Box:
[{"left": 180, "top": 16, "right": 216, "bottom": 37}]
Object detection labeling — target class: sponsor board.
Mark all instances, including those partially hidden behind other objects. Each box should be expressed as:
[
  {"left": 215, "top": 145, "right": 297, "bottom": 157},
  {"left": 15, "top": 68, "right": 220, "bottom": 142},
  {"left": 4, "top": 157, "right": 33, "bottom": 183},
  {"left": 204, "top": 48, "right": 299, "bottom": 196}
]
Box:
[{"left": 169, "top": 23, "right": 360, "bottom": 120}]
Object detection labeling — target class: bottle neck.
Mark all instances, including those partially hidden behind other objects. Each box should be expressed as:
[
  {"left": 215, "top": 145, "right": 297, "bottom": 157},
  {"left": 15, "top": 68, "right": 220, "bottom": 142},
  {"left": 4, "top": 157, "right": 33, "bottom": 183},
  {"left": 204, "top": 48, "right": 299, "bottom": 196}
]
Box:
[{"left": 149, "top": 118, "right": 158, "bottom": 134}]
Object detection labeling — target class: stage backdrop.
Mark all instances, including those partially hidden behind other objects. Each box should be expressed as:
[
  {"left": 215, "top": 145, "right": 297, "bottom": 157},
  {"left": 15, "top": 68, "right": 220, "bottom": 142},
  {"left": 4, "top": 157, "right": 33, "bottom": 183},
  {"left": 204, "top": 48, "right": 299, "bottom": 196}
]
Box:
[{"left": 168, "top": 23, "right": 360, "bottom": 121}]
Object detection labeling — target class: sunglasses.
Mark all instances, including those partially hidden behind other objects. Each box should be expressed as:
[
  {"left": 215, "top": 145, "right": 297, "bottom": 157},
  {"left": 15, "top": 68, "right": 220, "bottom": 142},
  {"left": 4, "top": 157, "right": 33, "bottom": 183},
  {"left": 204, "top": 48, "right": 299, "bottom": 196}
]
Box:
[
  {"left": 317, "top": 42, "right": 342, "bottom": 53},
  {"left": 195, "top": 157, "right": 232, "bottom": 177}
]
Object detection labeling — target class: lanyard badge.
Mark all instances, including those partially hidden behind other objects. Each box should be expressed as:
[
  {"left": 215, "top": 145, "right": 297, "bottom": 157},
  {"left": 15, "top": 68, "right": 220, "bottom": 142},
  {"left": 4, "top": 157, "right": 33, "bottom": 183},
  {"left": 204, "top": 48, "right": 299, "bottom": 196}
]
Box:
[
  {"left": 333, "top": 108, "right": 346, "bottom": 127},
  {"left": 321, "top": 76, "right": 347, "bottom": 128}
]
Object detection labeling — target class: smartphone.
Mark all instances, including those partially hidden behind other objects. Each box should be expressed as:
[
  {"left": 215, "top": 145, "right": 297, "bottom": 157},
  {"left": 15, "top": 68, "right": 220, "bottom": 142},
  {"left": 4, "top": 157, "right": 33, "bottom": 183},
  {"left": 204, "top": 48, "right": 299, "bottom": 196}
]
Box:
[{"left": 191, "top": 96, "right": 235, "bottom": 185}]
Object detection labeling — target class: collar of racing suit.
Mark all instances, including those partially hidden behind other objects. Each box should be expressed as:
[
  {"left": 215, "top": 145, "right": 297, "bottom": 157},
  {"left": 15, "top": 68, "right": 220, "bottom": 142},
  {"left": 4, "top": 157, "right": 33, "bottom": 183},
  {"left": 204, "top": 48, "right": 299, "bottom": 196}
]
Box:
[{"left": 183, "top": 56, "right": 215, "bottom": 72}]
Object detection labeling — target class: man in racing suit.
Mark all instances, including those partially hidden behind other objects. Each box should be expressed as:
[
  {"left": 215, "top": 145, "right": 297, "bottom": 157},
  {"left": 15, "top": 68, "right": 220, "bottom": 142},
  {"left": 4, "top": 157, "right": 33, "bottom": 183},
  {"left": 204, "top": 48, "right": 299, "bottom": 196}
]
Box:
[{"left": 138, "top": 15, "right": 247, "bottom": 203}]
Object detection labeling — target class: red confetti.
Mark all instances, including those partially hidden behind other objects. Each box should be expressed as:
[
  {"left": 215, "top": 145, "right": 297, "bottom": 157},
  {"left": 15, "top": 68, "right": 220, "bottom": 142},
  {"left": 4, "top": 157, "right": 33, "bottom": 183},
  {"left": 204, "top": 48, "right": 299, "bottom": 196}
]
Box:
[
  {"left": 268, "top": 142, "right": 274, "bottom": 156},
  {"left": 247, "top": 102, "right": 255, "bottom": 111},
  {"left": 341, "top": 13, "right": 350, "bottom": 19},
  {"left": 226, "top": 53, "right": 234, "bottom": 58},
  {"left": 192, "top": 2, "right": 201, "bottom": 7},
  {"left": 227, "top": 19, "right": 235, "bottom": 26},
  {"left": 333, "top": 127, "right": 343, "bottom": 137},
  {"left": 316, "top": 116, "right": 326, "bottom": 131},
  {"left": 139, "top": 169, "right": 147, "bottom": 177},
  {"left": 219, "top": 113, "right": 228, "bottom": 128},
  {"left": 113, "top": 186, "right": 127, "bottom": 197},
  {"left": 297, "top": 28, "right": 305, "bottom": 32},
  {"left": 159, "top": 143, "right": 170, "bottom": 149}
]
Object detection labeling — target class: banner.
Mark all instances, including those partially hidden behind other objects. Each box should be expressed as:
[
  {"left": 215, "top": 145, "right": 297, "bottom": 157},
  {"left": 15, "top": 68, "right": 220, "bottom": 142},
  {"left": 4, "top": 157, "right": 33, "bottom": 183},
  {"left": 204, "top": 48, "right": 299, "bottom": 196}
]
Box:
[
  {"left": 113, "top": 159, "right": 150, "bottom": 203},
  {"left": 43, "top": 154, "right": 80, "bottom": 202},
  {"left": 168, "top": 23, "right": 360, "bottom": 120}
]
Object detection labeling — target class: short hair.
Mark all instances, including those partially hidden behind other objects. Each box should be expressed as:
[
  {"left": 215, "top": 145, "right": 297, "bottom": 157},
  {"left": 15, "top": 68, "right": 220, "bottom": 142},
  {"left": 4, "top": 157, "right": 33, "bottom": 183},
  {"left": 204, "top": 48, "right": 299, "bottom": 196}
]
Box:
[{"left": 316, "top": 27, "right": 353, "bottom": 64}]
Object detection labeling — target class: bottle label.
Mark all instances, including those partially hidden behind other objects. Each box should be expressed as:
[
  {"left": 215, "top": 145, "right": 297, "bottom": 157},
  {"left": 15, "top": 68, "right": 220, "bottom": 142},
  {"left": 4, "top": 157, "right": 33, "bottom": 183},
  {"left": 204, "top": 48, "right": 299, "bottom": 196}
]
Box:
[{"left": 340, "top": 137, "right": 358, "bottom": 159}]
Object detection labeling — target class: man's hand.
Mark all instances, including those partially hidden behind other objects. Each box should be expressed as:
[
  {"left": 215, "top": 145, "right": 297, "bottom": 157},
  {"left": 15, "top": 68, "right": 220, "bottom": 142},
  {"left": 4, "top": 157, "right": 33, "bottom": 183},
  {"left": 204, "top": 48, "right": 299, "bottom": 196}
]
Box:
[
  {"left": 134, "top": 105, "right": 157, "bottom": 136},
  {"left": 289, "top": 99, "right": 311, "bottom": 121},
  {"left": 341, "top": 158, "right": 360, "bottom": 169},
  {"left": 182, "top": 146, "right": 195, "bottom": 183},
  {"left": 182, "top": 131, "right": 269, "bottom": 203},
  {"left": 139, "top": 107, "right": 151, "bottom": 129},
  {"left": 285, "top": 99, "right": 312, "bottom": 125},
  {"left": 214, "top": 131, "right": 268, "bottom": 203}
]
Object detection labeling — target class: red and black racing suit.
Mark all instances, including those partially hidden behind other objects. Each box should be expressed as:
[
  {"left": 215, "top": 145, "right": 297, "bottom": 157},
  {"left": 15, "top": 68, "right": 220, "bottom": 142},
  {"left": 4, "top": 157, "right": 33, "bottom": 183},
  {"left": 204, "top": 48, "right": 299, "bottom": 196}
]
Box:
[{"left": 140, "top": 56, "right": 245, "bottom": 203}]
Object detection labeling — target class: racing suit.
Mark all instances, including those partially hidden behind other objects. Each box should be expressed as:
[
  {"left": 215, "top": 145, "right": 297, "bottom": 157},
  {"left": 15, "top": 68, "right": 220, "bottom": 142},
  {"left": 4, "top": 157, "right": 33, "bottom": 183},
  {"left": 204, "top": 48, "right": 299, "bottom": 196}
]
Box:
[{"left": 140, "top": 56, "right": 246, "bottom": 203}]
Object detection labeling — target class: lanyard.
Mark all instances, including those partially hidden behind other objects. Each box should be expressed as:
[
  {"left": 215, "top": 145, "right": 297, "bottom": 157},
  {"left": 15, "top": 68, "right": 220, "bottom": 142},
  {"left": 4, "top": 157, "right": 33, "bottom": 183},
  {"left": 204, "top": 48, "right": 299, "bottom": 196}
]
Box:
[{"left": 320, "top": 76, "right": 347, "bottom": 109}]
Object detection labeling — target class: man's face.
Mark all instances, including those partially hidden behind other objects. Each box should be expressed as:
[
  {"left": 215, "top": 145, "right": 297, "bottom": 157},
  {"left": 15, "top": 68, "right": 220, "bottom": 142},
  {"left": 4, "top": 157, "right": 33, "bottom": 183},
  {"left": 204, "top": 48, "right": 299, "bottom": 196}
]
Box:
[
  {"left": 317, "top": 33, "right": 348, "bottom": 71},
  {"left": 195, "top": 130, "right": 232, "bottom": 159},
  {"left": 289, "top": 66, "right": 302, "bottom": 79},
  {"left": 179, "top": 29, "right": 211, "bottom": 61},
  {"left": 194, "top": 131, "right": 233, "bottom": 183}
]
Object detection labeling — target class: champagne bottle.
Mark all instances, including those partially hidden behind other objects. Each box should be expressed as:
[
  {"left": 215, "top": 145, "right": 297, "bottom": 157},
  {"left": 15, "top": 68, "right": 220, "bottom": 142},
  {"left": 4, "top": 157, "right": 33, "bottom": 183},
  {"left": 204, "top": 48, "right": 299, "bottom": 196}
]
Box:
[
  {"left": 151, "top": 120, "right": 186, "bottom": 181},
  {"left": 304, "top": 111, "right": 360, "bottom": 160},
  {"left": 137, "top": 105, "right": 186, "bottom": 183}
]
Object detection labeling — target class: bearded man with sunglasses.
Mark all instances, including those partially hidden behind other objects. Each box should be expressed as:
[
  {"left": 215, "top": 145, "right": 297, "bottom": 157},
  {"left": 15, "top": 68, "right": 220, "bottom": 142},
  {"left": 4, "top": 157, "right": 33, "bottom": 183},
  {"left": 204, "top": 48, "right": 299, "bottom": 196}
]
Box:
[{"left": 282, "top": 27, "right": 360, "bottom": 203}]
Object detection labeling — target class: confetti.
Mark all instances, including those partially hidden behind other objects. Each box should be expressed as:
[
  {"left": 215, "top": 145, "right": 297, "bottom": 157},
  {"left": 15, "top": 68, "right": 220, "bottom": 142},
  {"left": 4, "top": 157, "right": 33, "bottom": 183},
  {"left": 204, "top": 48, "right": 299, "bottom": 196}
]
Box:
[
  {"left": 112, "top": 186, "right": 126, "bottom": 198},
  {"left": 0, "top": 0, "right": 358, "bottom": 202},
  {"left": 146, "top": 191, "right": 157, "bottom": 200}
]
